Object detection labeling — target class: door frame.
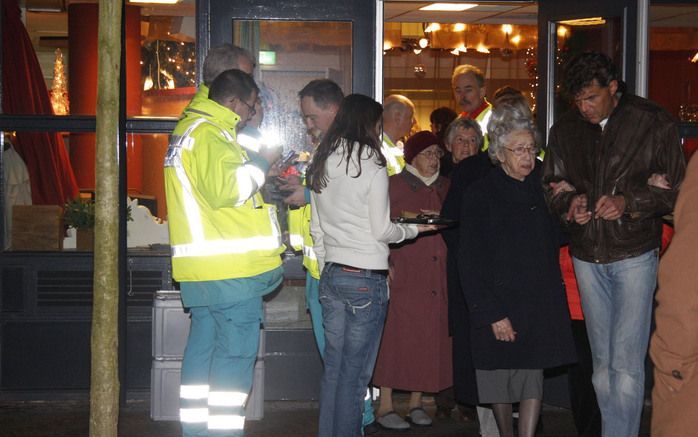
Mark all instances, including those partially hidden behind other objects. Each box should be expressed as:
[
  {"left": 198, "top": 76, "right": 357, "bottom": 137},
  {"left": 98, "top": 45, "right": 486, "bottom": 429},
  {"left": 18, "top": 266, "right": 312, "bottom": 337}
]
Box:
[
  {"left": 536, "top": 0, "right": 641, "bottom": 137},
  {"left": 200, "top": 0, "right": 377, "bottom": 97}
]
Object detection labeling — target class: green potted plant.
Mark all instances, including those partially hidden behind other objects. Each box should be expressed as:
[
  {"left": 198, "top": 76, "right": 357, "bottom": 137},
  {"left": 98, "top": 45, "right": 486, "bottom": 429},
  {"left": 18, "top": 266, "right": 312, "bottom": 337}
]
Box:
[{"left": 63, "top": 198, "right": 95, "bottom": 251}]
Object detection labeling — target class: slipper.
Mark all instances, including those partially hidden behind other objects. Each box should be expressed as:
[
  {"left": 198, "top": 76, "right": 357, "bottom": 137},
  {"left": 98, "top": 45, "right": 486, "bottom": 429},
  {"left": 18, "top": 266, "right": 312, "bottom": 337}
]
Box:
[
  {"left": 407, "top": 407, "right": 433, "bottom": 427},
  {"left": 376, "top": 411, "right": 410, "bottom": 430}
]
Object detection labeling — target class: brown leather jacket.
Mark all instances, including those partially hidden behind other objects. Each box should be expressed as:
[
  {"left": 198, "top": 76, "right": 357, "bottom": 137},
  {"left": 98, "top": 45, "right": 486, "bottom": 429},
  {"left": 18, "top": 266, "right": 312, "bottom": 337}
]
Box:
[{"left": 542, "top": 93, "right": 686, "bottom": 263}]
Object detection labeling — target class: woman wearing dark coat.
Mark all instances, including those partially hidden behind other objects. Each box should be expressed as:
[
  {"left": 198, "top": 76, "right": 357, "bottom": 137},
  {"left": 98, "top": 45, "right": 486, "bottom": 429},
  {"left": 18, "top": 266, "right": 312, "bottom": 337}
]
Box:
[
  {"left": 458, "top": 105, "right": 575, "bottom": 437},
  {"left": 440, "top": 120, "right": 492, "bottom": 408}
]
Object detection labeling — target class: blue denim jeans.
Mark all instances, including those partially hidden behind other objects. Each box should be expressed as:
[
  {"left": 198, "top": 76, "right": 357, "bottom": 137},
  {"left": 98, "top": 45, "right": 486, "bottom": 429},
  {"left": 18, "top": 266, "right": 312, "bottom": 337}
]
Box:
[
  {"left": 307, "top": 271, "right": 376, "bottom": 428},
  {"left": 573, "top": 249, "right": 658, "bottom": 437},
  {"left": 317, "top": 263, "right": 388, "bottom": 437}
]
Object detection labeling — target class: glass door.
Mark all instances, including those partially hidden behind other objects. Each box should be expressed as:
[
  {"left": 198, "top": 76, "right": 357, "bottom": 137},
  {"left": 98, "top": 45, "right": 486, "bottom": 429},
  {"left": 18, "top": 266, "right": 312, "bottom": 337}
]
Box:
[{"left": 537, "top": 0, "right": 639, "bottom": 136}]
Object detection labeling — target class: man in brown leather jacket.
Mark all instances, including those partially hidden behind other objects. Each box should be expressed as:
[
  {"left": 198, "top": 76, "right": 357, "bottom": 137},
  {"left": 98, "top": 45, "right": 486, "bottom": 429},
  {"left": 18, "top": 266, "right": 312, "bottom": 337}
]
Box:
[{"left": 542, "top": 52, "right": 685, "bottom": 437}]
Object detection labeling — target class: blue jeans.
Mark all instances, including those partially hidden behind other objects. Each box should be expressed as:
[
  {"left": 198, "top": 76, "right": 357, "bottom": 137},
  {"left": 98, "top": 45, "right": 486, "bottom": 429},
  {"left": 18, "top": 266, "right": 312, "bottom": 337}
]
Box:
[
  {"left": 307, "top": 271, "right": 376, "bottom": 428},
  {"left": 317, "top": 263, "right": 388, "bottom": 437},
  {"left": 573, "top": 249, "right": 658, "bottom": 437}
]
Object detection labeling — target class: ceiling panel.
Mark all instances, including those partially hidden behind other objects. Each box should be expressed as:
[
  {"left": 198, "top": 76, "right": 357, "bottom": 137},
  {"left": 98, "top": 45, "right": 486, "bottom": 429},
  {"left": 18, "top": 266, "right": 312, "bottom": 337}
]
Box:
[{"left": 385, "top": 1, "right": 537, "bottom": 24}]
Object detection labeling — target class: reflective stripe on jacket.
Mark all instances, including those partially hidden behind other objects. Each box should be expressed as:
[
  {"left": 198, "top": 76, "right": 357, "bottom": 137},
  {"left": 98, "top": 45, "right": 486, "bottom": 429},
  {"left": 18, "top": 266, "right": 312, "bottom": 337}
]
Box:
[
  {"left": 164, "top": 98, "right": 284, "bottom": 282},
  {"left": 382, "top": 136, "right": 406, "bottom": 176},
  {"left": 287, "top": 204, "right": 320, "bottom": 279}
]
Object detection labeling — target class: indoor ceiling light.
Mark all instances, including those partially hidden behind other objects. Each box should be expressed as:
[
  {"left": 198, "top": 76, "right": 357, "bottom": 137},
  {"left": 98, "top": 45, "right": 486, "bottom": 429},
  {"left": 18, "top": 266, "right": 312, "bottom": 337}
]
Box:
[
  {"left": 129, "top": 0, "right": 181, "bottom": 4},
  {"left": 418, "top": 37, "right": 429, "bottom": 49},
  {"left": 384, "top": 41, "right": 393, "bottom": 51},
  {"left": 501, "top": 24, "right": 513, "bottom": 35},
  {"left": 510, "top": 35, "right": 522, "bottom": 45},
  {"left": 420, "top": 3, "right": 477, "bottom": 12},
  {"left": 559, "top": 17, "right": 606, "bottom": 26},
  {"left": 557, "top": 26, "right": 569, "bottom": 38},
  {"left": 476, "top": 44, "right": 490, "bottom": 54},
  {"left": 424, "top": 23, "right": 441, "bottom": 33},
  {"left": 453, "top": 23, "right": 466, "bottom": 32}
]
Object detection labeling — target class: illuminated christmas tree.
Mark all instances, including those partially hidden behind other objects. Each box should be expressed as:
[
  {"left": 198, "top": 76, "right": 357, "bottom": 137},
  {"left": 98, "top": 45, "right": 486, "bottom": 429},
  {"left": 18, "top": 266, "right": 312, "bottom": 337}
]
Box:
[{"left": 50, "top": 48, "right": 69, "bottom": 115}]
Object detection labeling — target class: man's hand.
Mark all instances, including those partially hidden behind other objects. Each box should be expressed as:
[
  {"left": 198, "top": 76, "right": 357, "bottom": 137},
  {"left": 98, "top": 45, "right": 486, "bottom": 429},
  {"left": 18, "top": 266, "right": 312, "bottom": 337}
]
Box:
[
  {"left": 278, "top": 174, "right": 302, "bottom": 189},
  {"left": 595, "top": 195, "right": 626, "bottom": 221},
  {"left": 491, "top": 317, "right": 517, "bottom": 342},
  {"left": 282, "top": 185, "right": 307, "bottom": 207},
  {"left": 567, "top": 194, "right": 592, "bottom": 224}
]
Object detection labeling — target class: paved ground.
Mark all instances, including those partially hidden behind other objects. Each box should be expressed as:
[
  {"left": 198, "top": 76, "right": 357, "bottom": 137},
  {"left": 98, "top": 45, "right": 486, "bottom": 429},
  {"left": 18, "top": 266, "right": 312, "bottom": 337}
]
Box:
[{"left": 0, "top": 396, "right": 651, "bottom": 436}]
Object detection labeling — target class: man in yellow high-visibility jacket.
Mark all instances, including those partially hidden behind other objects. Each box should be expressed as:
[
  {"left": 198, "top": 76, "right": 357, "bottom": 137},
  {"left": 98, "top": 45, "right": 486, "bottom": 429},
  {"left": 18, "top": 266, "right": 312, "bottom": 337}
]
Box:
[
  {"left": 382, "top": 95, "right": 413, "bottom": 176},
  {"left": 165, "top": 69, "right": 283, "bottom": 437},
  {"left": 452, "top": 64, "right": 492, "bottom": 150}
]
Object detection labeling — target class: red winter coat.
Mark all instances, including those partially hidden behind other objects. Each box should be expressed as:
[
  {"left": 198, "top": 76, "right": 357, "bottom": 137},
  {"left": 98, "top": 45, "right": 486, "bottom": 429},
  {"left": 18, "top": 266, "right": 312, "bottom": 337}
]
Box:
[{"left": 373, "top": 170, "right": 452, "bottom": 392}]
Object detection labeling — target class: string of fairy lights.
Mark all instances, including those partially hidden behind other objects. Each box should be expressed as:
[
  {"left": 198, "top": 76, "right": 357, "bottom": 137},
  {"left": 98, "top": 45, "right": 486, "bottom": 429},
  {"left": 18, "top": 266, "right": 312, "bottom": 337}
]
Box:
[{"left": 141, "top": 40, "right": 196, "bottom": 90}]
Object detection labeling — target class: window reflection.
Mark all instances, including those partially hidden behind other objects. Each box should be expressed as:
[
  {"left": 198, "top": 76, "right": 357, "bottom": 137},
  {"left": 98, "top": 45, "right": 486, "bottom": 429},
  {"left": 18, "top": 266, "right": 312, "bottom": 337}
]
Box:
[
  {"left": 8, "top": 1, "right": 196, "bottom": 117},
  {"left": 553, "top": 17, "right": 622, "bottom": 120},
  {"left": 233, "top": 20, "right": 352, "bottom": 157},
  {"left": 2, "top": 130, "right": 169, "bottom": 252},
  {"left": 649, "top": 3, "right": 698, "bottom": 121}
]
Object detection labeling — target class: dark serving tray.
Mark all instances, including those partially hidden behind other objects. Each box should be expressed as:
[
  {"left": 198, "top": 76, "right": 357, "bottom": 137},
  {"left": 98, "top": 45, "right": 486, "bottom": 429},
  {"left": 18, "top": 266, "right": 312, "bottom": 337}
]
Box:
[{"left": 391, "top": 216, "right": 458, "bottom": 225}]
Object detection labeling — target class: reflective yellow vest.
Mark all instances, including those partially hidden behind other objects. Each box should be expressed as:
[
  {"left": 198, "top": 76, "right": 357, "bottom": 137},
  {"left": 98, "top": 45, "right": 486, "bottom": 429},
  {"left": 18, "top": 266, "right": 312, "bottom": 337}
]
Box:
[
  {"left": 164, "top": 98, "right": 284, "bottom": 282},
  {"left": 381, "top": 135, "right": 406, "bottom": 176},
  {"left": 287, "top": 202, "right": 320, "bottom": 279}
]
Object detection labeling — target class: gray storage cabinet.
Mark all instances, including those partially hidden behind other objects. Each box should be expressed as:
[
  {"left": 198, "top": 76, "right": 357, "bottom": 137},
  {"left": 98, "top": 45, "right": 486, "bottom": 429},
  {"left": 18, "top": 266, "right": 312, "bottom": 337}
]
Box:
[{"left": 151, "top": 290, "right": 265, "bottom": 421}]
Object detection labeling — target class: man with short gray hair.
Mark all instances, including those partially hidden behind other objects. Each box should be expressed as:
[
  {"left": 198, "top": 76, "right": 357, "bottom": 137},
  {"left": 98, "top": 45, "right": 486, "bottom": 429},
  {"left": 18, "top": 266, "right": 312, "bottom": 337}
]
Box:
[
  {"left": 452, "top": 64, "right": 491, "bottom": 148},
  {"left": 382, "top": 94, "right": 414, "bottom": 175},
  {"left": 186, "top": 44, "right": 256, "bottom": 114}
]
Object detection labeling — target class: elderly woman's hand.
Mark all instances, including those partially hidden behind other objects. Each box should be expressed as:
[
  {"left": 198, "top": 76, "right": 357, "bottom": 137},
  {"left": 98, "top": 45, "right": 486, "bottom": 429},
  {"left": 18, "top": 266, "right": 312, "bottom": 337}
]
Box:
[{"left": 491, "top": 317, "right": 517, "bottom": 342}]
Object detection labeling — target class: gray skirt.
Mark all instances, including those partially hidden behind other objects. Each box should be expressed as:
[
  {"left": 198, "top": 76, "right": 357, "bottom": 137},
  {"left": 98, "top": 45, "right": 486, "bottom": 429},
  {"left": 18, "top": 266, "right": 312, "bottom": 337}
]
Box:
[{"left": 476, "top": 368, "right": 543, "bottom": 403}]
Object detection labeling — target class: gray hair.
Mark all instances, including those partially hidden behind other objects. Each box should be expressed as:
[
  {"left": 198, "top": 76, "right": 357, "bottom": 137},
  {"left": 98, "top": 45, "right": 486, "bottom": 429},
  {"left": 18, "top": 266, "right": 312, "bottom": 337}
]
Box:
[
  {"left": 383, "top": 94, "right": 415, "bottom": 116},
  {"left": 203, "top": 44, "right": 256, "bottom": 86},
  {"left": 443, "top": 117, "right": 483, "bottom": 149},
  {"left": 486, "top": 104, "right": 540, "bottom": 164},
  {"left": 451, "top": 64, "right": 485, "bottom": 87}
]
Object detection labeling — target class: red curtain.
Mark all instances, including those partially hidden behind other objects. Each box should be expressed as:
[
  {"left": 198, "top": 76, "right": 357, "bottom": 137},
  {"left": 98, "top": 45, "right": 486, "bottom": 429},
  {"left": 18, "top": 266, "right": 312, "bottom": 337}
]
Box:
[{"left": 1, "top": 0, "right": 78, "bottom": 205}]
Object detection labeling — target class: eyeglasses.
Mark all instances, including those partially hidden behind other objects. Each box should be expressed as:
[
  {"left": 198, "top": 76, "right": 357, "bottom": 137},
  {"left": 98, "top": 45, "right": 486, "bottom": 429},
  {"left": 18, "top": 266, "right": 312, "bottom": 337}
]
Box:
[
  {"left": 503, "top": 145, "right": 537, "bottom": 157},
  {"left": 239, "top": 98, "right": 256, "bottom": 117},
  {"left": 419, "top": 149, "right": 445, "bottom": 159}
]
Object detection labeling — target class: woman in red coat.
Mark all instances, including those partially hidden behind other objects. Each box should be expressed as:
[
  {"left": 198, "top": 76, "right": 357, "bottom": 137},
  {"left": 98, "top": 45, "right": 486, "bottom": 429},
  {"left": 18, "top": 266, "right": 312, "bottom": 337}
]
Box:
[{"left": 373, "top": 131, "right": 452, "bottom": 430}]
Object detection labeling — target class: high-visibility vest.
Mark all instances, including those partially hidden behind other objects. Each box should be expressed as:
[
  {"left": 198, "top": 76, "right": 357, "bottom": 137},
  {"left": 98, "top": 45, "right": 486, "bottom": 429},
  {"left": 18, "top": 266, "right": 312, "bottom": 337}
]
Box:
[
  {"left": 382, "top": 135, "right": 406, "bottom": 176},
  {"left": 461, "top": 102, "right": 492, "bottom": 151},
  {"left": 287, "top": 202, "right": 320, "bottom": 279},
  {"left": 164, "top": 99, "right": 284, "bottom": 282}
]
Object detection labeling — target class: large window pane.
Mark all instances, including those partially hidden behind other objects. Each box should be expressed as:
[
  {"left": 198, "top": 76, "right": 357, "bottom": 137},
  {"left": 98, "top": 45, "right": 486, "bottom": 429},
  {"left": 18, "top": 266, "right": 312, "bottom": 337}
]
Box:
[
  {"left": 233, "top": 20, "right": 353, "bottom": 157},
  {"left": 2, "top": 130, "right": 168, "bottom": 252},
  {"left": 8, "top": 1, "right": 195, "bottom": 117}
]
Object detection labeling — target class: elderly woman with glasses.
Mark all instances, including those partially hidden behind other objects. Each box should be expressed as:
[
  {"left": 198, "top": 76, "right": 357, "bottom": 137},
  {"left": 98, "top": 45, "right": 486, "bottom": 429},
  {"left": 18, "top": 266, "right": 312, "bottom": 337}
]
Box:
[
  {"left": 458, "top": 105, "right": 576, "bottom": 437},
  {"left": 373, "top": 131, "right": 452, "bottom": 430}
]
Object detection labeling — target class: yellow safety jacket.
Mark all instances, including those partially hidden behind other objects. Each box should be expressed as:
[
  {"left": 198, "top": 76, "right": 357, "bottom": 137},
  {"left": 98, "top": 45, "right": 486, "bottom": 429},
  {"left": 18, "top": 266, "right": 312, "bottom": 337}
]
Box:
[
  {"left": 381, "top": 135, "right": 406, "bottom": 176},
  {"left": 287, "top": 199, "right": 320, "bottom": 280},
  {"left": 164, "top": 97, "right": 284, "bottom": 282}
]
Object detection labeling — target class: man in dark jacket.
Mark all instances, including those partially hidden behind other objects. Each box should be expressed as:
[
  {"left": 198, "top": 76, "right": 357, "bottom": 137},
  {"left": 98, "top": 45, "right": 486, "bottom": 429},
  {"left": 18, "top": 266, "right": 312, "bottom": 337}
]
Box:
[{"left": 542, "top": 52, "right": 686, "bottom": 437}]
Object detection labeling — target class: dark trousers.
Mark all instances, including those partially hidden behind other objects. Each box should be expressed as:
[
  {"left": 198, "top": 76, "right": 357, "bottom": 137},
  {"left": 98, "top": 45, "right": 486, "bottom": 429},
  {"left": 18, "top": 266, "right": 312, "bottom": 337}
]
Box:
[{"left": 568, "top": 320, "right": 602, "bottom": 437}]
